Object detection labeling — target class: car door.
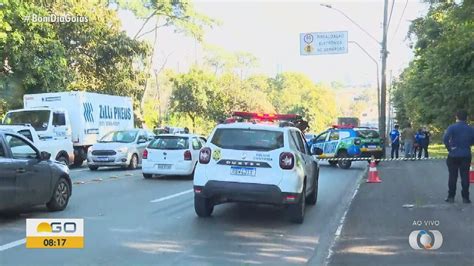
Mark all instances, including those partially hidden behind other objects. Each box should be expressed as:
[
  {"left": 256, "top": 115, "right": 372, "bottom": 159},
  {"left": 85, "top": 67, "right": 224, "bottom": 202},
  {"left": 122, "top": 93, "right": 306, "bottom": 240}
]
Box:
[
  {"left": 0, "top": 135, "right": 16, "bottom": 210},
  {"left": 5, "top": 134, "right": 52, "bottom": 206},
  {"left": 313, "top": 131, "right": 329, "bottom": 157},
  {"left": 289, "top": 130, "right": 313, "bottom": 189},
  {"left": 324, "top": 130, "right": 340, "bottom": 157}
]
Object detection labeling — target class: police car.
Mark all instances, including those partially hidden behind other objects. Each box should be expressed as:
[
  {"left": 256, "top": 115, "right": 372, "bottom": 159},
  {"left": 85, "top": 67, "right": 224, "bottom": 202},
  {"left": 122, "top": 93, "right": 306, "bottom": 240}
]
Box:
[
  {"left": 310, "top": 125, "right": 383, "bottom": 169},
  {"left": 193, "top": 112, "right": 322, "bottom": 223}
]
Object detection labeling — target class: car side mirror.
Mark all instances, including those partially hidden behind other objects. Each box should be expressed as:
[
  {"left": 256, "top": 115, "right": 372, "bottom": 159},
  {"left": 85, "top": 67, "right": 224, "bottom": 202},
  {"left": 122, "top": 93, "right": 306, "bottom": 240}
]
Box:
[
  {"left": 311, "top": 147, "right": 323, "bottom": 156},
  {"left": 40, "top": 151, "right": 51, "bottom": 161}
]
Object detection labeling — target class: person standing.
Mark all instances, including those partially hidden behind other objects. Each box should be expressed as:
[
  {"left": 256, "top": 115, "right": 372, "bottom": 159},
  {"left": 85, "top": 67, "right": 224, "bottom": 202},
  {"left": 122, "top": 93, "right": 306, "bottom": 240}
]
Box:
[
  {"left": 443, "top": 110, "right": 474, "bottom": 204},
  {"left": 422, "top": 127, "right": 431, "bottom": 158},
  {"left": 402, "top": 123, "right": 415, "bottom": 158},
  {"left": 389, "top": 125, "right": 400, "bottom": 159},
  {"left": 415, "top": 128, "right": 426, "bottom": 159}
]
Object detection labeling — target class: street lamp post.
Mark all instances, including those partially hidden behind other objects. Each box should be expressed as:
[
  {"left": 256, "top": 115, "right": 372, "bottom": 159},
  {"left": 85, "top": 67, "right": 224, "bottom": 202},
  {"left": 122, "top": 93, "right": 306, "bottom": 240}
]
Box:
[{"left": 348, "top": 41, "right": 380, "bottom": 122}]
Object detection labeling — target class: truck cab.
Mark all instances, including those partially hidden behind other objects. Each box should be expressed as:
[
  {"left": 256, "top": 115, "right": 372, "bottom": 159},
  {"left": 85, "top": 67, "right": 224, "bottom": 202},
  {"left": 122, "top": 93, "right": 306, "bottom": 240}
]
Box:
[{"left": 2, "top": 109, "right": 74, "bottom": 165}]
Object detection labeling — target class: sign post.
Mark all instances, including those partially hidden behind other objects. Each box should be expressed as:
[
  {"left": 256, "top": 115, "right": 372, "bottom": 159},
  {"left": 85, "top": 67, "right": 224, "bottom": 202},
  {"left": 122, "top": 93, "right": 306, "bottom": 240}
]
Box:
[{"left": 299, "top": 31, "right": 348, "bottom": 56}]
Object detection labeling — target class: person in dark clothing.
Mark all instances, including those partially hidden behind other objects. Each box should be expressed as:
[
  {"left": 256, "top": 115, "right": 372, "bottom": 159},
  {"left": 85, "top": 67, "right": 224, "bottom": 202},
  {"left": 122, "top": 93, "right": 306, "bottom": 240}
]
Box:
[
  {"left": 422, "top": 127, "right": 430, "bottom": 158},
  {"left": 389, "top": 125, "right": 400, "bottom": 159},
  {"left": 443, "top": 110, "right": 474, "bottom": 204},
  {"left": 414, "top": 129, "right": 426, "bottom": 158}
]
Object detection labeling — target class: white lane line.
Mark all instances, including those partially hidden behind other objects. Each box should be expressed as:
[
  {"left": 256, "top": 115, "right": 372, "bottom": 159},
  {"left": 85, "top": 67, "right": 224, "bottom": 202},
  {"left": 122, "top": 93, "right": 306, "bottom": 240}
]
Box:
[
  {"left": 150, "top": 189, "right": 193, "bottom": 203},
  {"left": 71, "top": 168, "right": 89, "bottom": 172},
  {"left": 0, "top": 238, "right": 26, "bottom": 252}
]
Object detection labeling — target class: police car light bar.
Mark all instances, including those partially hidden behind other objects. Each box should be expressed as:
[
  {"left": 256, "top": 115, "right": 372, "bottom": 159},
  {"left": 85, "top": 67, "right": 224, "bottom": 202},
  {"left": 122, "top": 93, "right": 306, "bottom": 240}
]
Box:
[
  {"left": 231, "top": 112, "right": 301, "bottom": 121},
  {"left": 332, "top": 124, "right": 355, "bottom": 129}
]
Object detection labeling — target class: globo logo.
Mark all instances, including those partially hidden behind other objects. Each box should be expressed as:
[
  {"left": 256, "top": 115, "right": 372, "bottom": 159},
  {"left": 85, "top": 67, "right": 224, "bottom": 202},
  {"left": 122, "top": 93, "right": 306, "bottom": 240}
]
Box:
[{"left": 409, "top": 230, "right": 443, "bottom": 250}]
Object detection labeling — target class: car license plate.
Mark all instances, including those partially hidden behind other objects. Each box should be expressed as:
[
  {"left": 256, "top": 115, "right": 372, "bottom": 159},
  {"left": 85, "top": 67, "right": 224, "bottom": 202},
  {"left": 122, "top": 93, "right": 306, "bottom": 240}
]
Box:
[
  {"left": 230, "top": 166, "right": 256, "bottom": 176},
  {"left": 368, "top": 145, "right": 377, "bottom": 149},
  {"left": 96, "top": 157, "right": 109, "bottom": 162},
  {"left": 156, "top": 164, "right": 171, "bottom": 169}
]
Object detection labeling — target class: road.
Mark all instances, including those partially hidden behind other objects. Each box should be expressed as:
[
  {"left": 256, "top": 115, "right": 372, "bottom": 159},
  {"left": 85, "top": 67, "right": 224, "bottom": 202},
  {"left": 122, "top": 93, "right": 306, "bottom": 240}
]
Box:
[{"left": 0, "top": 162, "right": 366, "bottom": 265}]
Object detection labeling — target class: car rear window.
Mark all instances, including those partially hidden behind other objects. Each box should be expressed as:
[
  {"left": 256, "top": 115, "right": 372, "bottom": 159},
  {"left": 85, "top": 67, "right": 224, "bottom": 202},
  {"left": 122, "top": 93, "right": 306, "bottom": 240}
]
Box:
[
  {"left": 148, "top": 136, "right": 189, "bottom": 150},
  {"left": 355, "top": 129, "right": 380, "bottom": 139},
  {"left": 211, "top": 128, "right": 284, "bottom": 151}
]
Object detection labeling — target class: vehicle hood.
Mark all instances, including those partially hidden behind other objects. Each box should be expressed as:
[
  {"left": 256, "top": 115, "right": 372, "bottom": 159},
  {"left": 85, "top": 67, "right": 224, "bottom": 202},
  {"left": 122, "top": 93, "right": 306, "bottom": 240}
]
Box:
[{"left": 91, "top": 142, "right": 135, "bottom": 150}]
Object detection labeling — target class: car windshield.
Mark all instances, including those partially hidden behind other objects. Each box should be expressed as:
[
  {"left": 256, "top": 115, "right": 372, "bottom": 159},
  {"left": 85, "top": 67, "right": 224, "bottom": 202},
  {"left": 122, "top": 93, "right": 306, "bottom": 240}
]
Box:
[
  {"left": 148, "top": 136, "right": 189, "bottom": 150},
  {"left": 211, "top": 128, "right": 284, "bottom": 151},
  {"left": 3, "top": 110, "right": 50, "bottom": 132},
  {"left": 355, "top": 129, "right": 380, "bottom": 139},
  {"left": 99, "top": 131, "right": 138, "bottom": 143}
]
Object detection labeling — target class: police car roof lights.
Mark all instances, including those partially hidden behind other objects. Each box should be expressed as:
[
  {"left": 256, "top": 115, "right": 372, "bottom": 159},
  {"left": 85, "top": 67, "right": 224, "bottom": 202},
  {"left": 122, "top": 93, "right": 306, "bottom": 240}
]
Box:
[{"left": 225, "top": 112, "right": 309, "bottom": 132}]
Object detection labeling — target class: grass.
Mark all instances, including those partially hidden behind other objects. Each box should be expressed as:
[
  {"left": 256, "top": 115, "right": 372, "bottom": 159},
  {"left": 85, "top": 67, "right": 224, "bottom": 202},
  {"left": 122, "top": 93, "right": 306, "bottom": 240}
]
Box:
[{"left": 428, "top": 144, "right": 474, "bottom": 158}]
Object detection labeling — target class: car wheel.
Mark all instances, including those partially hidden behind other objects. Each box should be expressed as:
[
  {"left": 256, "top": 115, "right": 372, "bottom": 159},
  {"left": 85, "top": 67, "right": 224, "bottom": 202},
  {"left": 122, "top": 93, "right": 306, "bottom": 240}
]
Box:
[
  {"left": 337, "top": 151, "right": 352, "bottom": 169},
  {"left": 143, "top": 173, "right": 153, "bottom": 179},
  {"left": 88, "top": 165, "right": 99, "bottom": 171},
  {"left": 328, "top": 161, "right": 338, "bottom": 167},
  {"left": 288, "top": 187, "right": 305, "bottom": 224},
  {"left": 306, "top": 179, "right": 318, "bottom": 205},
  {"left": 128, "top": 154, "right": 138, "bottom": 170},
  {"left": 46, "top": 178, "right": 71, "bottom": 212},
  {"left": 56, "top": 155, "right": 69, "bottom": 166},
  {"left": 194, "top": 195, "right": 214, "bottom": 217}
]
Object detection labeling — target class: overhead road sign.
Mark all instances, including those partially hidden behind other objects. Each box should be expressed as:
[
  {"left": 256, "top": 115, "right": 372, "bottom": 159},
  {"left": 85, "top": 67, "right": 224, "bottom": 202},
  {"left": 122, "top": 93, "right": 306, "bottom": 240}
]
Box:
[{"left": 300, "top": 31, "right": 348, "bottom": 55}]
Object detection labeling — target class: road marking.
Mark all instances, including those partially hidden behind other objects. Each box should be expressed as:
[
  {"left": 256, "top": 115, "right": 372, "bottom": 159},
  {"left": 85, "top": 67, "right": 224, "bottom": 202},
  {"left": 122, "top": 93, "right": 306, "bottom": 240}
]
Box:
[
  {"left": 71, "top": 168, "right": 89, "bottom": 172},
  {"left": 150, "top": 189, "right": 193, "bottom": 203},
  {"left": 0, "top": 238, "right": 26, "bottom": 252}
]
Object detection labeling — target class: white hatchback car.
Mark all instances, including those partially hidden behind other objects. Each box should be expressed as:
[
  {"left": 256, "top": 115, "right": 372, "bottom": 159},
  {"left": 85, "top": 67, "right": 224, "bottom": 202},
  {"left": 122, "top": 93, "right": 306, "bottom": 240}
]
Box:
[
  {"left": 142, "top": 134, "right": 206, "bottom": 179},
  {"left": 193, "top": 114, "right": 322, "bottom": 223}
]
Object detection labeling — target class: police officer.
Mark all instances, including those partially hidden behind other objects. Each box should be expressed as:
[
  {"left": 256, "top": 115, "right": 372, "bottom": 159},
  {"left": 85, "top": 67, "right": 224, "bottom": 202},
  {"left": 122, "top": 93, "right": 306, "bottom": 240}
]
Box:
[
  {"left": 389, "top": 124, "right": 400, "bottom": 159},
  {"left": 415, "top": 128, "right": 426, "bottom": 159},
  {"left": 443, "top": 110, "right": 474, "bottom": 204}
]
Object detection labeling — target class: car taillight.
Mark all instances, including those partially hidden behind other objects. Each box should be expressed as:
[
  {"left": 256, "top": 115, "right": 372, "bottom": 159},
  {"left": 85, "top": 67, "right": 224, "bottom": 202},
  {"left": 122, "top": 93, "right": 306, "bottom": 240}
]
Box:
[
  {"left": 143, "top": 149, "right": 148, "bottom": 159},
  {"left": 184, "top": 150, "right": 192, "bottom": 161},
  {"left": 279, "top": 152, "right": 294, "bottom": 170},
  {"left": 354, "top": 138, "right": 361, "bottom": 145},
  {"left": 199, "top": 147, "right": 211, "bottom": 164}
]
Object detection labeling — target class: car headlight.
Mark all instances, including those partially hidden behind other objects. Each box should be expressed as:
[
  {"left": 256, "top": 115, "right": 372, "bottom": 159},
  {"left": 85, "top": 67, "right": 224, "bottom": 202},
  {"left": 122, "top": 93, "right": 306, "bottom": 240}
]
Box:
[{"left": 117, "top": 147, "right": 128, "bottom": 154}]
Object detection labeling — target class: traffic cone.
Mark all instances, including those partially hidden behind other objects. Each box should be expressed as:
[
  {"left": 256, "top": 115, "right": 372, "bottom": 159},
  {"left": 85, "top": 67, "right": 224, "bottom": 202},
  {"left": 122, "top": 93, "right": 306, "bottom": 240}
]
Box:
[
  {"left": 366, "top": 159, "right": 382, "bottom": 183},
  {"left": 470, "top": 163, "right": 474, "bottom": 184}
]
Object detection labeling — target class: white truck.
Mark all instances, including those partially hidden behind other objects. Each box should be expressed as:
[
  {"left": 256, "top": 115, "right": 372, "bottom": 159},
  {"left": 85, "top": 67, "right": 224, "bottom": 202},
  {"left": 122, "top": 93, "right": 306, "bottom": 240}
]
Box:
[{"left": 3, "top": 92, "right": 134, "bottom": 166}]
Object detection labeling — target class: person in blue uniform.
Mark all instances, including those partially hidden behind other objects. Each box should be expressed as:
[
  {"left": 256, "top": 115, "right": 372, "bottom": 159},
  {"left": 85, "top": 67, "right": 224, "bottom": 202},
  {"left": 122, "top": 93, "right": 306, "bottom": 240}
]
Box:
[
  {"left": 389, "top": 125, "right": 400, "bottom": 159},
  {"left": 443, "top": 110, "right": 474, "bottom": 204},
  {"left": 415, "top": 128, "right": 427, "bottom": 158}
]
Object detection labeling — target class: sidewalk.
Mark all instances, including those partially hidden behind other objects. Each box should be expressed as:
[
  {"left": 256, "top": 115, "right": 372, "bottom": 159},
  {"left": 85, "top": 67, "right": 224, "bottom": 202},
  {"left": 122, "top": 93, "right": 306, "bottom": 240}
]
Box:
[{"left": 328, "top": 160, "right": 474, "bottom": 266}]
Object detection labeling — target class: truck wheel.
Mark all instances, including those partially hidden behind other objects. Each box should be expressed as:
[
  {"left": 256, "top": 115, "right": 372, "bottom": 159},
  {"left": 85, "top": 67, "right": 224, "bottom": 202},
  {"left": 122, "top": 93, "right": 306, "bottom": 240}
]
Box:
[
  {"left": 89, "top": 165, "right": 99, "bottom": 171},
  {"left": 73, "top": 157, "right": 83, "bottom": 167},
  {"left": 128, "top": 154, "right": 138, "bottom": 170},
  {"left": 337, "top": 151, "right": 352, "bottom": 169},
  {"left": 194, "top": 195, "right": 214, "bottom": 217},
  {"left": 288, "top": 187, "right": 305, "bottom": 224},
  {"left": 46, "top": 178, "right": 71, "bottom": 212}
]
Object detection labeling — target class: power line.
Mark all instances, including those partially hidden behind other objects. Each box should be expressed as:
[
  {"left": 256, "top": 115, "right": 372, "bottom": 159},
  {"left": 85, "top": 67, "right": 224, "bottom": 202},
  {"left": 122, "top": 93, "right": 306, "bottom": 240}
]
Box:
[{"left": 392, "top": 0, "right": 409, "bottom": 39}]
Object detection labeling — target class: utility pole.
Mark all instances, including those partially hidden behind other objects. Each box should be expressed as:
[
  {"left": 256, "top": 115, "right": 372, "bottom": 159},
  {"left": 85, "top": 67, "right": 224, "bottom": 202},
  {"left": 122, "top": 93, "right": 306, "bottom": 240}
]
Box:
[{"left": 380, "top": 0, "right": 389, "bottom": 155}]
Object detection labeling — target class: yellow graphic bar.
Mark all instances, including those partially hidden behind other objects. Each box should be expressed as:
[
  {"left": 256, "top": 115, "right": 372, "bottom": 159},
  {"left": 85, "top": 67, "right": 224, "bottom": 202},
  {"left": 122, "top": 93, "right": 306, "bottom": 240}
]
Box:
[{"left": 26, "top": 237, "right": 84, "bottom": 249}]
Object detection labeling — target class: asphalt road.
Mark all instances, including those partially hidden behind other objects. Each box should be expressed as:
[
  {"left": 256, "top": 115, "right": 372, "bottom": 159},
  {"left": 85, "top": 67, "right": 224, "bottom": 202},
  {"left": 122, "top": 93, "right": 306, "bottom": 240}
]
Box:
[{"left": 0, "top": 162, "right": 366, "bottom": 265}]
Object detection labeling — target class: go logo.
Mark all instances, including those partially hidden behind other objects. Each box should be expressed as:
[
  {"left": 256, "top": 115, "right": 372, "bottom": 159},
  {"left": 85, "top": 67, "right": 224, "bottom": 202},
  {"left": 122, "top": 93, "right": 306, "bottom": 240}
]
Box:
[{"left": 409, "top": 230, "right": 443, "bottom": 250}]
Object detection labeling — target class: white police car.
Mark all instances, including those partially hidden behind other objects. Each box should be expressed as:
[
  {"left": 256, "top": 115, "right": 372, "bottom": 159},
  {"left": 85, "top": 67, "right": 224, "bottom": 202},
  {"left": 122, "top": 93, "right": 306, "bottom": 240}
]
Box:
[{"left": 193, "top": 112, "right": 322, "bottom": 223}]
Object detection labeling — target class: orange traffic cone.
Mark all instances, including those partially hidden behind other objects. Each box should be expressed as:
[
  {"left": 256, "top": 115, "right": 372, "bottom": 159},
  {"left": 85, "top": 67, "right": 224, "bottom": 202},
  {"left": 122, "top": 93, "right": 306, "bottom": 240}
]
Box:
[
  {"left": 367, "top": 159, "right": 382, "bottom": 183},
  {"left": 469, "top": 163, "right": 474, "bottom": 184}
]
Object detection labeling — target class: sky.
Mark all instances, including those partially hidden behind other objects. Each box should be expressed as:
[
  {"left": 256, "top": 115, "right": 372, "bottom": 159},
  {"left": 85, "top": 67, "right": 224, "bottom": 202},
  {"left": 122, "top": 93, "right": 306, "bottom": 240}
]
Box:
[{"left": 118, "top": 0, "right": 429, "bottom": 87}]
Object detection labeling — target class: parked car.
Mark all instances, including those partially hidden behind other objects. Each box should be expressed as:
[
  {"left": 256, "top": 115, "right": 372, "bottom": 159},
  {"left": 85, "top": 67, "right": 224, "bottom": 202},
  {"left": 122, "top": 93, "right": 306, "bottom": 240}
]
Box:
[
  {"left": 142, "top": 134, "right": 206, "bottom": 179},
  {"left": 87, "top": 129, "right": 155, "bottom": 170},
  {"left": 0, "top": 130, "right": 72, "bottom": 212}
]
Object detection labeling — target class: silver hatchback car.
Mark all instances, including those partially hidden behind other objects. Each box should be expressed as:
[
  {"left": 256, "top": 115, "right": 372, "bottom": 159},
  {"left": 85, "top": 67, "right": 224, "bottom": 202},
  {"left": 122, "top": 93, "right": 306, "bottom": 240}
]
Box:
[{"left": 87, "top": 129, "right": 155, "bottom": 170}]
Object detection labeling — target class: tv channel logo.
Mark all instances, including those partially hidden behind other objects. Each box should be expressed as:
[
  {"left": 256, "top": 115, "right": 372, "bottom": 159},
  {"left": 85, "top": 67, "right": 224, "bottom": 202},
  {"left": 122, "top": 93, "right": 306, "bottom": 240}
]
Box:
[
  {"left": 26, "top": 219, "right": 84, "bottom": 249},
  {"left": 409, "top": 230, "right": 443, "bottom": 250}
]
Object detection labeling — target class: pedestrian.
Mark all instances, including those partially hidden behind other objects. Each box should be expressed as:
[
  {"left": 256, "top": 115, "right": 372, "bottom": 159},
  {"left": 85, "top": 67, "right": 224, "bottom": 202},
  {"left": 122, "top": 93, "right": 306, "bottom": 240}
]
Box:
[
  {"left": 443, "top": 110, "right": 474, "bottom": 204},
  {"left": 415, "top": 128, "right": 427, "bottom": 159},
  {"left": 401, "top": 123, "right": 415, "bottom": 158},
  {"left": 389, "top": 124, "right": 400, "bottom": 159}
]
